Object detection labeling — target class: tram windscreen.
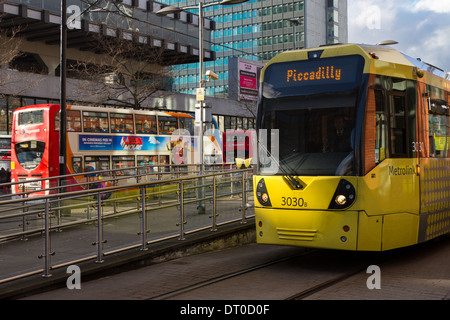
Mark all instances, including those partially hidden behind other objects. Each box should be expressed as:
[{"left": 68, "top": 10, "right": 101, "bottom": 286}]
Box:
[
  {"left": 258, "top": 56, "right": 364, "bottom": 176},
  {"left": 14, "top": 140, "right": 45, "bottom": 170}
]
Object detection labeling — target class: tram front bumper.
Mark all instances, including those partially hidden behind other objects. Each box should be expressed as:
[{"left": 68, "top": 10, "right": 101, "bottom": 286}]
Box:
[{"left": 255, "top": 208, "right": 359, "bottom": 251}]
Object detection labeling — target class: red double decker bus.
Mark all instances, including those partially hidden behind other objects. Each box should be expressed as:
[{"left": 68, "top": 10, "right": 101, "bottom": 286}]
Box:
[
  {"left": 11, "top": 104, "right": 222, "bottom": 196},
  {"left": 11, "top": 105, "right": 58, "bottom": 195}
]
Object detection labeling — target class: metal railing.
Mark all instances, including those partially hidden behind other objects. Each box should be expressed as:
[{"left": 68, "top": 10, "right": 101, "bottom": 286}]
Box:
[{"left": 0, "top": 164, "right": 254, "bottom": 284}]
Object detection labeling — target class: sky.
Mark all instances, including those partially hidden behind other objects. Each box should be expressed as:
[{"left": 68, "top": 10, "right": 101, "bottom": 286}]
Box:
[{"left": 347, "top": 0, "right": 450, "bottom": 74}]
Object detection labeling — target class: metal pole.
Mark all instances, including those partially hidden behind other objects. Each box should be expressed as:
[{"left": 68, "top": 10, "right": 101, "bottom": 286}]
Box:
[
  {"left": 41, "top": 199, "right": 52, "bottom": 278},
  {"left": 178, "top": 181, "right": 185, "bottom": 240},
  {"left": 211, "top": 176, "right": 217, "bottom": 231},
  {"left": 197, "top": 2, "right": 205, "bottom": 214},
  {"left": 95, "top": 194, "right": 104, "bottom": 263},
  {"left": 241, "top": 171, "right": 247, "bottom": 224},
  {"left": 140, "top": 185, "right": 148, "bottom": 251},
  {"left": 59, "top": 0, "right": 67, "bottom": 192}
]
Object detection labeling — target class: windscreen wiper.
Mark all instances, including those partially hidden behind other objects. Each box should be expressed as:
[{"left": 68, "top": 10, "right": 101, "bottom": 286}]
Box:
[{"left": 258, "top": 140, "right": 303, "bottom": 190}]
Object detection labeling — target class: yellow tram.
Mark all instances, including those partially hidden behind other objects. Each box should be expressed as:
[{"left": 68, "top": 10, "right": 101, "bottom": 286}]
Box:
[{"left": 254, "top": 43, "right": 450, "bottom": 251}]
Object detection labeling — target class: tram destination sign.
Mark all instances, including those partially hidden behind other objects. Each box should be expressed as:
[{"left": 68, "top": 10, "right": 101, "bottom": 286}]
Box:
[{"left": 264, "top": 55, "right": 364, "bottom": 89}]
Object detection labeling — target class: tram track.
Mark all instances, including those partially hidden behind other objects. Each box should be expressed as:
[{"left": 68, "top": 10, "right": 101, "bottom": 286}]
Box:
[
  {"left": 150, "top": 249, "right": 319, "bottom": 300},
  {"left": 149, "top": 247, "right": 386, "bottom": 300},
  {"left": 150, "top": 238, "right": 449, "bottom": 301}
]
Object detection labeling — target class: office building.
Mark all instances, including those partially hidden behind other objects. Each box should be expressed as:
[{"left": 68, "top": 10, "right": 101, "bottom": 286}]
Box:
[{"left": 167, "top": 0, "right": 348, "bottom": 98}]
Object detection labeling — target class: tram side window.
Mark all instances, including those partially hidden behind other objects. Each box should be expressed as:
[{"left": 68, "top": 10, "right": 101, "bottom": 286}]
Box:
[
  {"left": 374, "top": 89, "right": 386, "bottom": 163},
  {"left": 158, "top": 116, "right": 178, "bottom": 135},
  {"left": 83, "top": 112, "right": 109, "bottom": 133},
  {"left": 111, "top": 113, "right": 134, "bottom": 133},
  {"left": 428, "top": 114, "right": 449, "bottom": 157},
  {"left": 135, "top": 114, "right": 157, "bottom": 134},
  {"left": 67, "top": 110, "right": 81, "bottom": 132},
  {"left": 389, "top": 94, "right": 407, "bottom": 157},
  {"left": 428, "top": 86, "right": 450, "bottom": 158}
]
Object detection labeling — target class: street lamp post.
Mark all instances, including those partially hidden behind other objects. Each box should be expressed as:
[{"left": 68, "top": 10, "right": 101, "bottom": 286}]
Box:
[
  {"left": 287, "top": 17, "right": 301, "bottom": 50},
  {"left": 157, "top": 0, "right": 248, "bottom": 214},
  {"left": 60, "top": 0, "right": 67, "bottom": 189}
]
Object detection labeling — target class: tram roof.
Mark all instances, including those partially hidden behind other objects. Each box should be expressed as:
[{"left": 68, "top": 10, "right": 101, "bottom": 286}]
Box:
[{"left": 264, "top": 43, "right": 450, "bottom": 90}]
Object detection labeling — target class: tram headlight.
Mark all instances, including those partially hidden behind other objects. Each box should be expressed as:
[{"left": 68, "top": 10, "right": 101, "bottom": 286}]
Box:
[
  {"left": 335, "top": 195, "right": 347, "bottom": 206},
  {"left": 328, "top": 179, "right": 356, "bottom": 210},
  {"left": 256, "top": 178, "right": 272, "bottom": 207}
]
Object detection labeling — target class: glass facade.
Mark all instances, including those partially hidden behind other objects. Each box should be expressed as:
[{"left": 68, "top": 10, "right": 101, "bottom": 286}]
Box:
[
  {"left": 167, "top": 0, "right": 346, "bottom": 99},
  {"left": 168, "top": 0, "right": 306, "bottom": 98}
]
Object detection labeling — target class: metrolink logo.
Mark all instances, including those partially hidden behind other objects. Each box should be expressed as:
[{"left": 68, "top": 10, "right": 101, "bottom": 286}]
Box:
[{"left": 388, "top": 165, "right": 415, "bottom": 176}]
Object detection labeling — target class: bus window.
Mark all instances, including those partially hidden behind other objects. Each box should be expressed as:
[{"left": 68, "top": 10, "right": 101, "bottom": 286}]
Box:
[
  {"left": 158, "top": 116, "right": 178, "bottom": 135},
  {"left": 112, "top": 156, "right": 135, "bottom": 175},
  {"left": 137, "top": 155, "right": 158, "bottom": 174},
  {"left": 18, "top": 110, "right": 44, "bottom": 125},
  {"left": 83, "top": 111, "right": 109, "bottom": 133},
  {"left": 137, "top": 155, "right": 158, "bottom": 166},
  {"left": 111, "top": 113, "right": 134, "bottom": 133},
  {"left": 179, "top": 117, "right": 194, "bottom": 135},
  {"left": 72, "top": 156, "right": 82, "bottom": 173},
  {"left": 14, "top": 140, "right": 45, "bottom": 170},
  {"left": 67, "top": 110, "right": 81, "bottom": 132},
  {"left": 135, "top": 114, "right": 157, "bottom": 134},
  {"left": 159, "top": 155, "right": 170, "bottom": 171},
  {"left": 84, "top": 156, "right": 110, "bottom": 176}
]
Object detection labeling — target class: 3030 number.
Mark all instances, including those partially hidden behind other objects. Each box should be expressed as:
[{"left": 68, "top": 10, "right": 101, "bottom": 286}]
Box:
[{"left": 281, "top": 197, "right": 307, "bottom": 207}]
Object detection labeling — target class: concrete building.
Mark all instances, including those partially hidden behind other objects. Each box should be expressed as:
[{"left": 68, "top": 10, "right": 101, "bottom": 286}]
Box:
[{"left": 0, "top": 0, "right": 254, "bottom": 140}]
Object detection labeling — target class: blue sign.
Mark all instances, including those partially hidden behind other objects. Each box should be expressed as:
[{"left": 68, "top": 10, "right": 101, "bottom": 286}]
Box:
[
  {"left": 79, "top": 135, "right": 113, "bottom": 151},
  {"left": 79, "top": 135, "right": 172, "bottom": 152}
]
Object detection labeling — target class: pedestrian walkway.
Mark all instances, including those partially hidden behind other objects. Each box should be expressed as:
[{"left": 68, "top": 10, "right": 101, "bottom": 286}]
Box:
[{"left": 0, "top": 220, "right": 256, "bottom": 299}]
